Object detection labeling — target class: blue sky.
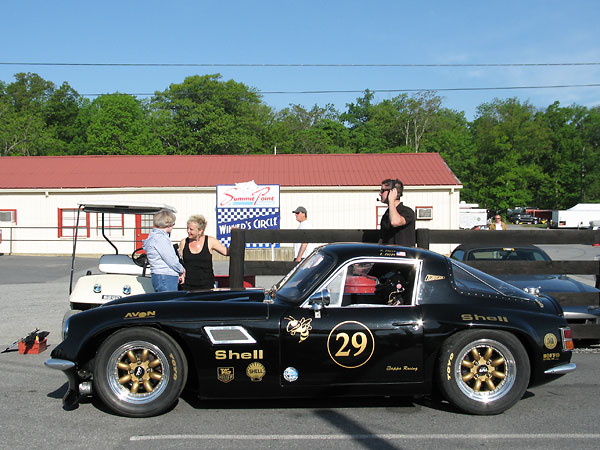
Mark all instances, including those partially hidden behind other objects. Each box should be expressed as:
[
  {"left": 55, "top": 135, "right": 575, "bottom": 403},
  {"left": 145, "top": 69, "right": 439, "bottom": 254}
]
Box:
[{"left": 2, "top": 1, "right": 599, "bottom": 120}]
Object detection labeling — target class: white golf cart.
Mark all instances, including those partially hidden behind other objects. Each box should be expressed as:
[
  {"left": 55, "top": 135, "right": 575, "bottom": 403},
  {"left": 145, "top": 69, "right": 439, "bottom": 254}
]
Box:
[{"left": 67, "top": 202, "right": 177, "bottom": 316}]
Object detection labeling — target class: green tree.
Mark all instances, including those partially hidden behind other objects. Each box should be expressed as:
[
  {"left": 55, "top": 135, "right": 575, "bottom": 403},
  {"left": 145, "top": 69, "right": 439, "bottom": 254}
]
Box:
[
  {"left": 0, "top": 73, "right": 57, "bottom": 156},
  {"left": 340, "top": 90, "right": 387, "bottom": 152},
  {"left": 43, "top": 82, "right": 84, "bottom": 155},
  {"left": 421, "top": 108, "right": 477, "bottom": 200},
  {"left": 85, "top": 94, "right": 162, "bottom": 155},
  {"left": 580, "top": 106, "right": 600, "bottom": 203},
  {"left": 469, "top": 98, "right": 552, "bottom": 210},
  {"left": 341, "top": 90, "right": 442, "bottom": 153},
  {"left": 542, "top": 102, "right": 600, "bottom": 208},
  {"left": 150, "top": 74, "right": 271, "bottom": 154},
  {"left": 268, "top": 104, "right": 347, "bottom": 153}
]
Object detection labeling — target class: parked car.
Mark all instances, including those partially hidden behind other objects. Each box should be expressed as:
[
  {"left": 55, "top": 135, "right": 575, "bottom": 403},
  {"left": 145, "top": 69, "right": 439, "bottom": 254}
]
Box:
[
  {"left": 510, "top": 214, "right": 540, "bottom": 225},
  {"left": 450, "top": 244, "right": 600, "bottom": 331},
  {"left": 46, "top": 243, "right": 575, "bottom": 417},
  {"left": 471, "top": 225, "right": 490, "bottom": 230}
]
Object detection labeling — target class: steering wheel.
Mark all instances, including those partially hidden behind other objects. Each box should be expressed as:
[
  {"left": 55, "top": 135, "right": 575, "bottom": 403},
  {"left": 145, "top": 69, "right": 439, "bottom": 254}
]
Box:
[{"left": 132, "top": 247, "right": 148, "bottom": 267}]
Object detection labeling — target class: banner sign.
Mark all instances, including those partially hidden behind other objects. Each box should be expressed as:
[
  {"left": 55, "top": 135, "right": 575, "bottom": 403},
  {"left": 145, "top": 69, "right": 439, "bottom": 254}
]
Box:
[{"left": 216, "top": 181, "right": 280, "bottom": 248}]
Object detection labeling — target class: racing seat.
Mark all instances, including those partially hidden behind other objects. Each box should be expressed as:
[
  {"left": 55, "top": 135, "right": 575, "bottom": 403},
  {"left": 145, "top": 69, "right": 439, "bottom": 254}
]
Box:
[{"left": 342, "top": 275, "right": 378, "bottom": 306}]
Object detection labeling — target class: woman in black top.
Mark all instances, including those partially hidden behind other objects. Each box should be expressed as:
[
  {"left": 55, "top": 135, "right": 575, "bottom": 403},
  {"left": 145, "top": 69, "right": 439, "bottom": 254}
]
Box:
[{"left": 179, "top": 215, "right": 228, "bottom": 290}]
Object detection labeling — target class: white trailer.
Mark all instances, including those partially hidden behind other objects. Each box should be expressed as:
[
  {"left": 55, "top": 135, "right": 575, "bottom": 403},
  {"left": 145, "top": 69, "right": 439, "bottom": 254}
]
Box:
[
  {"left": 459, "top": 202, "right": 488, "bottom": 229},
  {"left": 551, "top": 203, "right": 600, "bottom": 228}
]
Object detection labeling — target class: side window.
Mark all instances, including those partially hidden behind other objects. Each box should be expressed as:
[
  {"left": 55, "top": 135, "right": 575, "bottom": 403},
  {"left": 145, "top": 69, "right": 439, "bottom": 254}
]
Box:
[
  {"left": 342, "top": 261, "right": 416, "bottom": 307},
  {"left": 322, "top": 270, "right": 345, "bottom": 307}
]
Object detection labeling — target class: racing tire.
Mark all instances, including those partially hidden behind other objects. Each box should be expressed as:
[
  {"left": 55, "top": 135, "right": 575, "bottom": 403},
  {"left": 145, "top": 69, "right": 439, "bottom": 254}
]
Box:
[
  {"left": 437, "top": 330, "right": 530, "bottom": 415},
  {"left": 93, "top": 327, "right": 187, "bottom": 417}
]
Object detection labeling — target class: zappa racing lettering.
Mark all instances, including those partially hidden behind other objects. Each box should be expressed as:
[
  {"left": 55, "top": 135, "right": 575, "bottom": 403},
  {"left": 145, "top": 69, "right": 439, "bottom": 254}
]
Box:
[
  {"left": 327, "top": 321, "right": 375, "bottom": 369},
  {"left": 386, "top": 365, "right": 419, "bottom": 372}
]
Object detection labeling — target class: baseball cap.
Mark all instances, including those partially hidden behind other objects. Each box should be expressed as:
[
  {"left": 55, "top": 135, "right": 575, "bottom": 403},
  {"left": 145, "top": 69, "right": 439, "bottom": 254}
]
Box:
[{"left": 292, "top": 206, "right": 307, "bottom": 214}]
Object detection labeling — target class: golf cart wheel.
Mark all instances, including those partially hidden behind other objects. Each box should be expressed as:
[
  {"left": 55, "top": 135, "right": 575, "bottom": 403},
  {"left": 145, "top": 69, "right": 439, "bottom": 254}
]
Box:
[
  {"left": 438, "top": 330, "right": 530, "bottom": 415},
  {"left": 93, "top": 327, "right": 187, "bottom": 417}
]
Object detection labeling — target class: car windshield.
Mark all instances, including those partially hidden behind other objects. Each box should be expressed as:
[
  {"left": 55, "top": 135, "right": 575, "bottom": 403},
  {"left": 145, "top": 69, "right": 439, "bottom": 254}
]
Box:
[
  {"left": 466, "top": 247, "right": 550, "bottom": 261},
  {"left": 274, "top": 251, "right": 336, "bottom": 304},
  {"left": 450, "top": 260, "right": 533, "bottom": 299}
]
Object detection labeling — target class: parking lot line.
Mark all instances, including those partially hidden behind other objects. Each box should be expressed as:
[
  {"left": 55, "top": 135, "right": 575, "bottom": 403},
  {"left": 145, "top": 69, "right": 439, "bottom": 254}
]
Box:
[{"left": 131, "top": 433, "right": 600, "bottom": 441}]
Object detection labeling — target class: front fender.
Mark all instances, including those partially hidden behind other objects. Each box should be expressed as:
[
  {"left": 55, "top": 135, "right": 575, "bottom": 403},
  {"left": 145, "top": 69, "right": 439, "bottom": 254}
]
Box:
[{"left": 51, "top": 299, "right": 271, "bottom": 363}]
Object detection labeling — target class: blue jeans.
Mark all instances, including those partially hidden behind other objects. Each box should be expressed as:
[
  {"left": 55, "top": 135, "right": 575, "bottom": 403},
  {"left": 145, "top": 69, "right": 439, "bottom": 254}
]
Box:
[{"left": 151, "top": 274, "right": 179, "bottom": 292}]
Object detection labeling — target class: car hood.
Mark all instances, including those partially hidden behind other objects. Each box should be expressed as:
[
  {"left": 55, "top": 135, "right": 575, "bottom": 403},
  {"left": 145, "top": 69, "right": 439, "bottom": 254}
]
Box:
[
  {"left": 104, "top": 288, "right": 267, "bottom": 306},
  {"left": 497, "top": 274, "right": 600, "bottom": 293}
]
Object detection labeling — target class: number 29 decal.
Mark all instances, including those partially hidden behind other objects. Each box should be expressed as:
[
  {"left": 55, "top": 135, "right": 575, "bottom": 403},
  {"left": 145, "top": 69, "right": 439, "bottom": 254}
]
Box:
[{"left": 327, "top": 321, "right": 375, "bottom": 368}]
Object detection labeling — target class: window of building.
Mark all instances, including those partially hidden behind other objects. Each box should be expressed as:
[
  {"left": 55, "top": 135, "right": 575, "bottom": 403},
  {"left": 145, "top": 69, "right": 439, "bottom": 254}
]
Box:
[
  {"left": 0, "top": 209, "right": 17, "bottom": 223},
  {"left": 58, "top": 208, "right": 90, "bottom": 238},
  {"left": 94, "top": 213, "right": 124, "bottom": 237}
]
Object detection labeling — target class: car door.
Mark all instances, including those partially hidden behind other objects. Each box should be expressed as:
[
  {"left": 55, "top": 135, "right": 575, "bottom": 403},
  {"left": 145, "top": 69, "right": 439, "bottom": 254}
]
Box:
[{"left": 279, "top": 258, "right": 424, "bottom": 387}]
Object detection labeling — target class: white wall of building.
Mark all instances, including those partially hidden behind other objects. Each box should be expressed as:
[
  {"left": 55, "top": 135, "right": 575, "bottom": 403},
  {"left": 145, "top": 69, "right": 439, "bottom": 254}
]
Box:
[{"left": 0, "top": 184, "right": 460, "bottom": 256}]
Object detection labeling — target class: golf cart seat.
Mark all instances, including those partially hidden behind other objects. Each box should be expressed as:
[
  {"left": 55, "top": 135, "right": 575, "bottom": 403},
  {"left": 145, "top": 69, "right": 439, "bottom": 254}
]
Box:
[{"left": 99, "top": 254, "right": 150, "bottom": 276}]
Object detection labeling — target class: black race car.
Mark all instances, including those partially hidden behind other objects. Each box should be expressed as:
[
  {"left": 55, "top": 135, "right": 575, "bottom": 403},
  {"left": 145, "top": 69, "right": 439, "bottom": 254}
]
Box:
[{"left": 46, "top": 243, "right": 575, "bottom": 417}]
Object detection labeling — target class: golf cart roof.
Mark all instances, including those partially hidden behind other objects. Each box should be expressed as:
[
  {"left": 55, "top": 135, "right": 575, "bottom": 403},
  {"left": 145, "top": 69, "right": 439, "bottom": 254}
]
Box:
[{"left": 79, "top": 201, "right": 177, "bottom": 215}]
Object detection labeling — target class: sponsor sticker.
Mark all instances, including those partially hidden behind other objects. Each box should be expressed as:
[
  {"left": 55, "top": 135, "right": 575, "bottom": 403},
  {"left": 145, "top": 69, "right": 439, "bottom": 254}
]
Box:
[
  {"left": 246, "top": 362, "right": 266, "bottom": 382},
  {"left": 124, "top": 311, "right": 156, "bottom": 319},
  {"left": 544, "top": 333, "right": 558, "bottom": 350},
  {"left": 283, "top": 367, "right": 299, "bottom": 382},
  {"left": 424, "top": 274, "right": 445, "bottom": 282},
  {"left": 217, "top": 367, "right": 235, "bottom": 383}
]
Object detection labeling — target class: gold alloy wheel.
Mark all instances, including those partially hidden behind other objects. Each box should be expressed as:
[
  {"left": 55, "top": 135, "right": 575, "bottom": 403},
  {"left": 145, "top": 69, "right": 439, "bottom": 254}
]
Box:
[
  {"left": 455, "top": 339, "right": 516, "bottom": 402},
  {"left": 106, "top": 340, "right": 170, "bottom": 404},
  {"left": 117, "top": 348, "right": 163, "bottom": 394}
]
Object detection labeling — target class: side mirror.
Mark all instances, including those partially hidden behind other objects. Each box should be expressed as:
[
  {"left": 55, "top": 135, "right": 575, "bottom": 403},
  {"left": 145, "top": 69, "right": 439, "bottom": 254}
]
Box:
[{"left": 309, "top": 288, "right": 331, "bottom": 307}]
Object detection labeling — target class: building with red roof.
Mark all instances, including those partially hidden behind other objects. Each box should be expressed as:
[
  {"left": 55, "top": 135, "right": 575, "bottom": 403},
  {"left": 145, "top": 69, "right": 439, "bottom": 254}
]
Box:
[{"left": 0, "top": 153, "right": 462, "bottom": 255}]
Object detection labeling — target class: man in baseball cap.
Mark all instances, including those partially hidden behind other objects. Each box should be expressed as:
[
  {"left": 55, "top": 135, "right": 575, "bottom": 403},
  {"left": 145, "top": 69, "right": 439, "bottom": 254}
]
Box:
[{"left": 292, "top": 206, "right": 315, "bottom": 261}]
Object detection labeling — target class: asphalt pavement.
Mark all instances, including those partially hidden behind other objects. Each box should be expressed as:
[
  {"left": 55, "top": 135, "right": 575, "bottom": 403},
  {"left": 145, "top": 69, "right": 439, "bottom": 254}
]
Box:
[{"left": 1, "top": 252, "right": 599, "bottom": 450}]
